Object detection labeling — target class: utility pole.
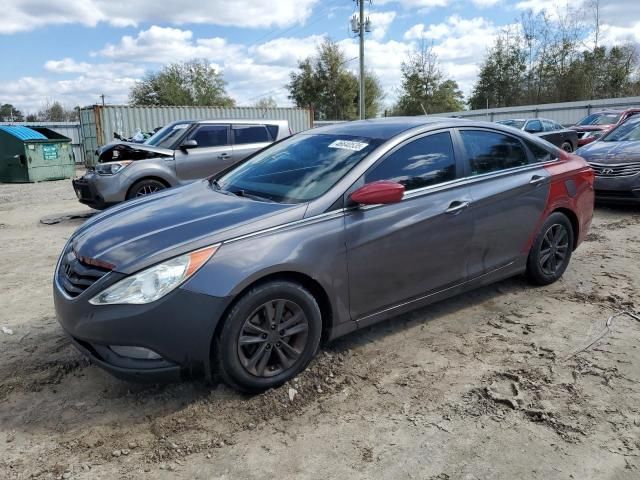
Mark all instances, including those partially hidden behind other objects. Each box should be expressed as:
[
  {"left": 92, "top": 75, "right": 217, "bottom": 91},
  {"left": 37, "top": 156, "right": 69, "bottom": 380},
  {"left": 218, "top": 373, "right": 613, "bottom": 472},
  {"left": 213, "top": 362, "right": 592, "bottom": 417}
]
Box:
[
  {"left": 352, "top": 1, "right": 371, "bottom": 120},
  {"left": 99, "top": 94, "right": 106, "bottom": 106}
]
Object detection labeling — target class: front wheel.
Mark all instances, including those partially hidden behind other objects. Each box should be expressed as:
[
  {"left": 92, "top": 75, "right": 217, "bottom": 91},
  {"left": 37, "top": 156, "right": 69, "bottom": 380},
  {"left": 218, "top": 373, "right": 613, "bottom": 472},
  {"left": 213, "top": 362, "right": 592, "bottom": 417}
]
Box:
[
  {"left": 126, "top": 179, "right": 167, "bottom": 200},
  {"left": 526, "top": 212, "right": 574, "bottom": 285},
  {"left": 215, "top": 281, "right": 322, "bottom": 392}
]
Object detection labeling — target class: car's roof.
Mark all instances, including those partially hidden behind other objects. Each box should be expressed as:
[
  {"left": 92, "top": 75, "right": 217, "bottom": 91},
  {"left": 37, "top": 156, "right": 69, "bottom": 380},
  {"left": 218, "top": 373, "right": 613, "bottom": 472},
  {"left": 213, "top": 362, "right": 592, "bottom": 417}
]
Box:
[
  {"left": 168, "top": 119, "right": 289, "bottom": 125},
  {"left": 309, "top": 116, "right": 480, "bottom": 140}
]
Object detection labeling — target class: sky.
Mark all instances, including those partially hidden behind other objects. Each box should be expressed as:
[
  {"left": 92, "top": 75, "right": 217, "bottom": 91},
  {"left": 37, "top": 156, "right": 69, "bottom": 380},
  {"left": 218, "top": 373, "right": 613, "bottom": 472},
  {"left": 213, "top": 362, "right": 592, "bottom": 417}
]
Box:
[{"left": 1, "top": 0, "right": 639, "bottom": 114}]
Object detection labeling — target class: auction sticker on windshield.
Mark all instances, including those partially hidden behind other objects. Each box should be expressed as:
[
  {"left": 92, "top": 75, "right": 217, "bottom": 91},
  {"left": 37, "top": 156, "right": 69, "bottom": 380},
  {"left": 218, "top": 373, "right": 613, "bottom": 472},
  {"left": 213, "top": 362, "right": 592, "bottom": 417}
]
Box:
[{"left": 328, "top": 140, "right": 369, "bottom": 151}]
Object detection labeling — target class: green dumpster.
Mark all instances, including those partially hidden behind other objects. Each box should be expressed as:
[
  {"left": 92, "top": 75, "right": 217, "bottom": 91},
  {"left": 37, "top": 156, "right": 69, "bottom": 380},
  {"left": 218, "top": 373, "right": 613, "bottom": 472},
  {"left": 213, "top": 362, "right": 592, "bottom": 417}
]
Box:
[{"left": 0, "top": 125, "right": 75, "bottom": 183}]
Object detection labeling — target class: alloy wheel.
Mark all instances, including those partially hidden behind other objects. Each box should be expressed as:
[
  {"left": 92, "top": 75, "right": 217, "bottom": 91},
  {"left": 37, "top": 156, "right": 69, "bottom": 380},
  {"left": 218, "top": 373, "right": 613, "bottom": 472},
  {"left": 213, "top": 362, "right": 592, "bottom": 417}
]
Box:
[
  {"left": 539, "top": 223, "right": 570, "bottom": 276},
  {"left": 136, "top": 184, "right": 161, "bottom": 197},
  {"left": 237, "top": 299, "right": 309, "bottom": 378}
]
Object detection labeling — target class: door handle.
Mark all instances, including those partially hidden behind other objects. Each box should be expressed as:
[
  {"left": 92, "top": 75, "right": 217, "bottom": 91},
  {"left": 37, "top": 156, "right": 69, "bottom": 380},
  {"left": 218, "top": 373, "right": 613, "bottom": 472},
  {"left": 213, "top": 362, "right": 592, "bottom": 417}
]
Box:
[
  {"left": 529, "top": 175, "right": 546, "bottom": 185},
  {"left": 218, "top": 153, "right": 231, "bottom": 159},
  {"left": 445, "top": 200, "right": 470, "bottom": 214}
]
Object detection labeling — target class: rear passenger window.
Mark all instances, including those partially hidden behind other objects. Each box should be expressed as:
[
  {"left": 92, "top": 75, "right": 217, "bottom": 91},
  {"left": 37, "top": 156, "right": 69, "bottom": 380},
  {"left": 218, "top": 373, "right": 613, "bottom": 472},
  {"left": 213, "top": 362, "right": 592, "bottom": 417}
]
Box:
[
  {"left": 266, "top": 125, "right": 279, "bottom": 140},
  {"left": 460, "top": 130, "right": 528, "bottom": 175},
  {"left": 526, "top": 141, "right": 554, "bottom": 163},
  {"left": 233, "top": 125, "right": 270, "bottom": 144},
  {"left": 191, "top": 125, "right": 229, "bottom": 147},
  {"left": 366, "top": 132, "right": 456, "bottom": 191}
]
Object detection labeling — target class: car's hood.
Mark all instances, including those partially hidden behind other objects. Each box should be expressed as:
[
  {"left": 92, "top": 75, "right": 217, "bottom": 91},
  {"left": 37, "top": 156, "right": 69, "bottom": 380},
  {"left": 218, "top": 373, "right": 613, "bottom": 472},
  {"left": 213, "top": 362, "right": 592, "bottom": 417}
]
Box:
[
  {"left": 570, "top": 125, "right": 611, "bottom": 133},
  {"left": 72, "top": 180, "right": 306, "bottom": 274},
  {"left": 577, "top": 140, "right": 640, "bottom": 164},
  {"left": 96, "top": 142, "right": 174, "bottom": 163}
]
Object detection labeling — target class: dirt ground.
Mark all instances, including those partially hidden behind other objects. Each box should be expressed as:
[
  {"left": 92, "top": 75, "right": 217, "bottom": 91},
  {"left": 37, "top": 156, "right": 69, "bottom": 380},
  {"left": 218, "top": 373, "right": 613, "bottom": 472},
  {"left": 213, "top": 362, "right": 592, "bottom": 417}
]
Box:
[{"left": 1, "top": 176, "right": 639, "bottom": 480}]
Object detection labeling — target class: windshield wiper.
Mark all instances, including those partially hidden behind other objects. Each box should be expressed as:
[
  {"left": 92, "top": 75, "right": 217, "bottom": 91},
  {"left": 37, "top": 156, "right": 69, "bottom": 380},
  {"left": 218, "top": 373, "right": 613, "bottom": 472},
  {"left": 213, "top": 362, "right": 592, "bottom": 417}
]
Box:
[{"left": 232, "top": 189, "right": 276, "bottom": 203}]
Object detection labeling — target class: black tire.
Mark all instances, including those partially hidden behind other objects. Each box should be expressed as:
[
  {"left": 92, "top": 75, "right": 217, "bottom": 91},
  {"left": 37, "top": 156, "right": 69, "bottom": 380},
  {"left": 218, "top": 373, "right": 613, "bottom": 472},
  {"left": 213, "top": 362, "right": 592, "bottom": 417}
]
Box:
[
  {"left": 215, "top": 281, "right": 322, "bottom": 392},
  {"left": 561, "top": 141, "right": 573, "bottom": 153},
  {"left": 526, "top": 212, "right": 574, "bottom": 285},
  {"left": 126, "top": 179, "right": 167, "bottom": 200}
]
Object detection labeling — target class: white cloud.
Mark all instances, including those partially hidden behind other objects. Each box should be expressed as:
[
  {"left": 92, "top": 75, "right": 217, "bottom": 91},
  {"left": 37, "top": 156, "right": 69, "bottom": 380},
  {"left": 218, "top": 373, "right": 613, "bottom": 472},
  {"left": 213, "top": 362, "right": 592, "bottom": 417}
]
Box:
[
  {"left": 368, "top": 12, "right": 397, "bottom": 41},
  {"left": 3, "top": 0, "right": 319, "bottom": 34},
  {"left": 471, "top": 0, "right": 501, "bottom": 7},
  {"left": 96, "top": 26, "right": 245, "bottom": 64},
  {"left": 377, "top": 0, "right": 450, "bottom": 8}
]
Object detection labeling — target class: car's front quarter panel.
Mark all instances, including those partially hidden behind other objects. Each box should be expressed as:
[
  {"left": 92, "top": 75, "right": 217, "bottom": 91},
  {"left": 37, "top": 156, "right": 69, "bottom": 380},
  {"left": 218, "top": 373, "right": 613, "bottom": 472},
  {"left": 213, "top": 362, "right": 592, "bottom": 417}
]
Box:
[{"left": 183, "top": 211, "right": 351, "bottom": 335}]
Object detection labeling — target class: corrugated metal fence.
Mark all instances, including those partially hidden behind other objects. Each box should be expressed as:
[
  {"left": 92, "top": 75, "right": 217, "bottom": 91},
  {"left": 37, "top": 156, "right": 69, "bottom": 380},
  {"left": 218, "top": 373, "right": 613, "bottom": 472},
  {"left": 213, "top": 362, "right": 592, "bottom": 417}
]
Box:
[
  {"left": 436, "top": 96, "right": 640, "bottom": 125},
  {"left": 0, "top": 121, "right": 84, "bottom": 165},
  {"left": 80, "top": 105, "right": 313, "bottom": 165}
]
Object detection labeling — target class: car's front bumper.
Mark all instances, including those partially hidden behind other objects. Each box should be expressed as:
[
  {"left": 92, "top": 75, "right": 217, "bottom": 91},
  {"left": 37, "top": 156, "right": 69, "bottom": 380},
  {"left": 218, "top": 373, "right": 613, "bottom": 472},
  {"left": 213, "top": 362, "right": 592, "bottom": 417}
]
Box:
[
  {"left": 594, "top": 173, "right": 640, "bottom": 203},
  {"left": 72, "top": 171, "right": 128, "bottom": 210},
  {"left": 54, "top": 273, "right": 232, "bottom": 383}
]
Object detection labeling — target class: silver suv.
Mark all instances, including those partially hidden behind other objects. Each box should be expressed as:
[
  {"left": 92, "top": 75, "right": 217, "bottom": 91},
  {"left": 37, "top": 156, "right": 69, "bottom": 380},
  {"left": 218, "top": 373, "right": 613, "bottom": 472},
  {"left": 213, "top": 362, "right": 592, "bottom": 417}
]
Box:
[{"left": 72, "top": 119, "right": 291, "bottom": 209}]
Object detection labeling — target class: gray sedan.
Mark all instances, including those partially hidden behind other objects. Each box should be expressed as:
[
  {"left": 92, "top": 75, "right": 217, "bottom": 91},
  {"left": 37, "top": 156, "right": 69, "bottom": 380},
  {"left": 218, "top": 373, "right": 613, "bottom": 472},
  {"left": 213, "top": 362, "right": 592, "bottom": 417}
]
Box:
[
  {"left": 54, "top": 117, "right": 594, "bottom": 391},
  {"left": 576, "top": 115, "right": 640, "bottom": 202}
]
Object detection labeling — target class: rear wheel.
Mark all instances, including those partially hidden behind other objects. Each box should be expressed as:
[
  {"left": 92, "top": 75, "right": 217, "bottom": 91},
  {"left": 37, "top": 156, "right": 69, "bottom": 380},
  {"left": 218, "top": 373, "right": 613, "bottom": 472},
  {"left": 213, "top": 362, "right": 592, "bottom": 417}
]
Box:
[
  {"left": 126, "top": 179, "right": 167, "bottom": 199},
  {"left": 526, "top": 212, "right": 574, "bottom": 285},
  {"left": 215, "top": 281, "right": 322, "bottom": 392},
  {"left": 561, "top": 141, "right": 573, "bottom": 153}
]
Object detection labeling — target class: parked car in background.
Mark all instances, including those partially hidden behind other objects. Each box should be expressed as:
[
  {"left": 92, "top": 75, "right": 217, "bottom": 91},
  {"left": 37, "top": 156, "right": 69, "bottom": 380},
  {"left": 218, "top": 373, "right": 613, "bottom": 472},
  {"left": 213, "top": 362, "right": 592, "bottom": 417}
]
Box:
[
  {"left": 54, "top": 117, "right": 594, "bottom": 391},
  {"left": 576, "top": 115, "right": 640, "bottom": 203},
  {"left": 571, "top": 108, "right": 640, "bottom": 147},
  {"left": 72, "top": 119, "right": 291, "bottom": 209},
  {"left": 497, "top": 118, "right": 578, "bottom": 152}
]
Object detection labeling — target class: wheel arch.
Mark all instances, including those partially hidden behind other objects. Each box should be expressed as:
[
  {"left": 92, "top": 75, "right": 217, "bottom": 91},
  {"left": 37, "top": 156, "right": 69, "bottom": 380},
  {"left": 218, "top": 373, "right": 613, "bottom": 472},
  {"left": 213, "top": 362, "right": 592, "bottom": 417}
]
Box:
[
  {"left": 126, "top": 175, "right": 172, "bottom": 198},
  {"left": 552, "top": 207, "right": 580, "bottom": 250},
  {"left": 208, "top": 270, "right": 335, "bottom": 372}
]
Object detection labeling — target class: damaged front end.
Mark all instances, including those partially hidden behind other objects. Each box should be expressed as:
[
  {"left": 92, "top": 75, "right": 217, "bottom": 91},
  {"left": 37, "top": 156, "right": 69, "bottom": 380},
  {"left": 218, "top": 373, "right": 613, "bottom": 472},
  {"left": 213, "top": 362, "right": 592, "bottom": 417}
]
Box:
[{"left": 95, "top": 142, "right": 174, "bottom": 163}]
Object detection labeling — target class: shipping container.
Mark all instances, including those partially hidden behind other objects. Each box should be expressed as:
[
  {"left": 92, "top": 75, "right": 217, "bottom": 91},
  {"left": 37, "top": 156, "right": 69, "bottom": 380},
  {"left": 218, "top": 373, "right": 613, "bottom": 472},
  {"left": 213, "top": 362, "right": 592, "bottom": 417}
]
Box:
[
  {"left": 80, "top": 105, "right": 314, "bottom": 165},
  {"left": 0, "top": 125, "right": 75, "bottom": 183}
]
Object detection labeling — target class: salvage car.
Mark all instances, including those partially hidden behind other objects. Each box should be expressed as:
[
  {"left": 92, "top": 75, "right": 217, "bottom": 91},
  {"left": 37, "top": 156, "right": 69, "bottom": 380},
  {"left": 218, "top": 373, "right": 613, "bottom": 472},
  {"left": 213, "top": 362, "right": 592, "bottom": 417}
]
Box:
[
  {"left": 54, "top": 117, "right": 594, "bottom": 392},
  {"left": 576, "top": 114, "right": 640, "bottom": 202},
  {"left": 72, "top": 119, "right": 291, "bottom": 209},
  {"left": 571, "top": 108, "right": 640, "bottom": 147},
  {"left": 497, "top": 118, "right": 578, "bottom": 152}
]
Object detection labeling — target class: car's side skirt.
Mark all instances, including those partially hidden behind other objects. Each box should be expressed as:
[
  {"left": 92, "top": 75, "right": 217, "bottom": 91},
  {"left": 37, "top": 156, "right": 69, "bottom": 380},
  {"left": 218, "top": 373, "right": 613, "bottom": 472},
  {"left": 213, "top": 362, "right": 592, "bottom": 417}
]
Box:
[{"left": 327, "top": 258, "right": 526, "bottom": 341}]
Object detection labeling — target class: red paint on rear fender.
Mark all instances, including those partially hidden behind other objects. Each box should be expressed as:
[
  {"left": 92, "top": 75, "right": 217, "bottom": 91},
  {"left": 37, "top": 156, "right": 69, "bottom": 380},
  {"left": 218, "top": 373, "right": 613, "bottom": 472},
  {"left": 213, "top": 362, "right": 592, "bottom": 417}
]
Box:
[{"left": 524, "top": 153, "right": 594, "bottom": 252}]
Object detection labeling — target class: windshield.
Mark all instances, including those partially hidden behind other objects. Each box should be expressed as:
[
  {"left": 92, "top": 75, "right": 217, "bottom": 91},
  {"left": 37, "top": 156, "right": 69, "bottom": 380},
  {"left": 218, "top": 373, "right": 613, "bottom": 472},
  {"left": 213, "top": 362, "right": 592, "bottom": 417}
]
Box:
[
  {"left": 144, "top": 121, "right": 191, "bottom": 148},
  {"left": 217, "top": 134, "right": 382, "bottom": 203},
  {"left": 497, "top": 120, "right": 525, "bottom": 129},
  {"left": 602, "top": 118, "right": 640, "bottom": 142},
  {"left": 576, "top": 113, "right": 621, "bottom": 126}
]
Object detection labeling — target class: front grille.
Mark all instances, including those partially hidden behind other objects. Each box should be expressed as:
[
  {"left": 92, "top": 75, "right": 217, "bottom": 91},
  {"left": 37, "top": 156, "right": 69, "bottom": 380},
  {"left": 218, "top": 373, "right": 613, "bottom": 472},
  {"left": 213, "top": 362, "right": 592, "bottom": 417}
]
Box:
[
  {"left": 58, "top": 246, "right": 110, "bottom": 297},
  {"left": 590, "top": 162, "right": 640, "bottom": 177},
  {"left": 597, "top": 189, "right": 640, "bottom": 198}
]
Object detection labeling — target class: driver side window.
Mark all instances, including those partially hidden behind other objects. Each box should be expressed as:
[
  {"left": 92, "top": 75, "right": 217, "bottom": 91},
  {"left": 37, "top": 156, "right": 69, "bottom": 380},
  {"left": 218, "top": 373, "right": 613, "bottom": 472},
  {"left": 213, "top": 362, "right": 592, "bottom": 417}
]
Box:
[
  {"left": 190, "top": 125, "right": 229, "bottom": 148},
  {"left": 365, "top": 132, "right": 457, "bottom": 191}
]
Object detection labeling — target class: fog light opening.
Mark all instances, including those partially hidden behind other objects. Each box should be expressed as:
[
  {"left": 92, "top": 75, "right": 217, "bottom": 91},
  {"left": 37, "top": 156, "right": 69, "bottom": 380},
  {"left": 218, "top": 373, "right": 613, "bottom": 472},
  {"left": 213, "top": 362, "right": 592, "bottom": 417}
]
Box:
[{"left": 109, "top": 345, "right": 162, "bottom": 360}]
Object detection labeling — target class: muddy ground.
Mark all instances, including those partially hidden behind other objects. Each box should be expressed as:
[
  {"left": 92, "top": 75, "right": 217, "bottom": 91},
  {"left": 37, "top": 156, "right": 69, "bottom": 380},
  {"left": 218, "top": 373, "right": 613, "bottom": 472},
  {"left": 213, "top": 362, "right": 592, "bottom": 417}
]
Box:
[{"left": 0, "top": 177, "right": 639, "bottom": 479}]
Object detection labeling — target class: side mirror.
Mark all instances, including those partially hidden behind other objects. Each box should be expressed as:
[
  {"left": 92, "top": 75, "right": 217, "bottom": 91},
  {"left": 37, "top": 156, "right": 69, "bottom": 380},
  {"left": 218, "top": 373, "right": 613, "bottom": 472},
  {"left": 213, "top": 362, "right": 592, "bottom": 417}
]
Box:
[
  {"left": 180, "top": 139, "right": 198, "bottom": 150},
  {"left": 350, "top": 181, "right": 405, "bottom": 205}
]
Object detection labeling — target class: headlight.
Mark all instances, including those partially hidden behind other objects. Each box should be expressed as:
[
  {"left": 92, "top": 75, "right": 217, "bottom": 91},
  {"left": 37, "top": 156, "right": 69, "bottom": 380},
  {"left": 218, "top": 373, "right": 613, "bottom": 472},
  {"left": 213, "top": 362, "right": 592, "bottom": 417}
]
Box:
[
  {"left": 95, "top": 161, "right": 132, "bottom": 175},
  {"left": 89, "top": 245, "right": 219, "bottom": 305}
]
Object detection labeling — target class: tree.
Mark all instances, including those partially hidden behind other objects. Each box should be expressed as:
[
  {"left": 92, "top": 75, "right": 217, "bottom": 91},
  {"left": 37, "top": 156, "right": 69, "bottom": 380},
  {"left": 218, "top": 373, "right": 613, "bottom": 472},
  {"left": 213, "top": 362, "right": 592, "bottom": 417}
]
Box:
[
  {"left": 130, "top": 59, "right": 235, "bottom": 107},
  {"left": 393, "top": 42, "right": 464, "bottom": 115},
  {"left": 0, "top": 104, "right": 24, "bottom": 122},
  {"left": 254, "top": 96, "right": 277, "bottom": 109},
  {"left": 469, "top": 29, "right": 527, "bottom": 109},
  {"left": 288, "top": 39, "right": 384, "bottom": 120},
  {"left": 37, "top": 101, "right": 78, "bottom": 122},
  {"left": 25, "top": 114, "right": 38, "bottom": 122}
]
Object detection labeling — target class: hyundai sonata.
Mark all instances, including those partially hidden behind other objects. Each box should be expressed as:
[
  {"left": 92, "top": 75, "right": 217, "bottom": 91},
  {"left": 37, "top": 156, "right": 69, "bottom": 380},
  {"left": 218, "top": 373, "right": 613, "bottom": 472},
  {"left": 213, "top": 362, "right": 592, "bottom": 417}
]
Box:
[{"left": 54, "top": 118, "right": 594, "bottom": 391}]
